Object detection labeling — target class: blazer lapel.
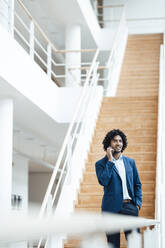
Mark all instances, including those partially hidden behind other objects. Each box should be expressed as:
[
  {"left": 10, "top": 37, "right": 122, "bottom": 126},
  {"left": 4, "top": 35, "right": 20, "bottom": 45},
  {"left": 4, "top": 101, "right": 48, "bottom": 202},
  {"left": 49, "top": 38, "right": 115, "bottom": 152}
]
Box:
[
  {"left": 113, "top": 164, "right": 121, "bottom": 179},
  {"left": 104, "top": 155, "right": 121, "bottom": 179},
  {"left": 123, "top": 156, "right": 131, "bottom": 185}
]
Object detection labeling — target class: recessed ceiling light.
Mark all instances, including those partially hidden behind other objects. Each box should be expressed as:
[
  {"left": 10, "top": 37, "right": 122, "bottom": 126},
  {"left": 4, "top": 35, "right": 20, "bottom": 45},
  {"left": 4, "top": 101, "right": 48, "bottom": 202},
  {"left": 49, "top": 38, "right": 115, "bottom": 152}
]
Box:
[
  {"left": 13, "top": 129, "right": 21, "bottom": 133},
  {"left": 40, "top": 144, "right": 47, "bottom": 147},
  {"left": 26, "top": 137, "right": 35, "bottom": 141}
]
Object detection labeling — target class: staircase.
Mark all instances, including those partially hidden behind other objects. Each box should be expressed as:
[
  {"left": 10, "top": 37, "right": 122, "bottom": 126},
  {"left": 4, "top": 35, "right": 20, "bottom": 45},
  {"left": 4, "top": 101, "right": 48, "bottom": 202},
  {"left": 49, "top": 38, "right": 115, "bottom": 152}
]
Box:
[{"left": 64, "top": 34, "right": 163, "bottom": 248}]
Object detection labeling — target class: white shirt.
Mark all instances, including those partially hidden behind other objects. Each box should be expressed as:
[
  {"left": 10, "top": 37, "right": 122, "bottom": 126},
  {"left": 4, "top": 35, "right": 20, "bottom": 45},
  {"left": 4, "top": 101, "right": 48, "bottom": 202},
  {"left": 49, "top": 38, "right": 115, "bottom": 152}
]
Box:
[{"left": 112, "top": 155, "right": 131, "bottom": 200}]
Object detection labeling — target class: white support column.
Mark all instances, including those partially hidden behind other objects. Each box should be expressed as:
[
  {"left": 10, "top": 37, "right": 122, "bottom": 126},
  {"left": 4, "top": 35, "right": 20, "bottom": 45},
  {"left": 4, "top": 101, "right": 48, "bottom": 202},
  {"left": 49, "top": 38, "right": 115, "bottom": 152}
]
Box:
[
  {"left": 0, "top": 0, "right": 8, "bottom": 29},
  {"left": 8, "top": 0, "right": 14, "bottom": 36},
  {"left": 12, "top": 155, "right": 28, "bottom": 213},
  {"left": 65, "top": 25, "right": 81, "bottom": 87},
  {"left": 0, "top": 99, "right": 13, "bottom": 213}
]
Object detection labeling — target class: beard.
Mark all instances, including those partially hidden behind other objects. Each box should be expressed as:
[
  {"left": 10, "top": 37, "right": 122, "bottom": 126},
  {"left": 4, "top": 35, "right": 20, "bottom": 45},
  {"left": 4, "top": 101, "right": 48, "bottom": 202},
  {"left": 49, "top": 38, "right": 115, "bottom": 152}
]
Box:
[{"left": 114, "top": 148, "right": 122, "bottom": 154}]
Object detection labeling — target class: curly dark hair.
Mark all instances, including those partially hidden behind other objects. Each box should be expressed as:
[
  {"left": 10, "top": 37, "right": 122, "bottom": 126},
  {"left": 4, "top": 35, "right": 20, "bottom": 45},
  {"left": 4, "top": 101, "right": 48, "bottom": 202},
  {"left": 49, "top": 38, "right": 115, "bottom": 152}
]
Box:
[{"left": 102, "top": 129, "right": 127, "bottom": 152}]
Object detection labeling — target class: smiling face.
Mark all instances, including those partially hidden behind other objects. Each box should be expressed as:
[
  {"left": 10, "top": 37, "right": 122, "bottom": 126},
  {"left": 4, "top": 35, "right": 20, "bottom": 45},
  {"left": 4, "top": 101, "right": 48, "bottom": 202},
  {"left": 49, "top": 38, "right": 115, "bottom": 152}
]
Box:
[{"left": 110, "top": 135, "right": 123, "bottom": 153}]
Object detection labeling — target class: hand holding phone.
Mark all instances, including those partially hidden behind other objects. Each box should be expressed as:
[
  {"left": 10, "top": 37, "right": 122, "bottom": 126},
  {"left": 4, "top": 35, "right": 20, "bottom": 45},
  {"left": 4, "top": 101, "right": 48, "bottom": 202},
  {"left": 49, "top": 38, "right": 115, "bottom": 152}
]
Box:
[{"left": 106, "top": 146, "right": 114, "bottom": 162}]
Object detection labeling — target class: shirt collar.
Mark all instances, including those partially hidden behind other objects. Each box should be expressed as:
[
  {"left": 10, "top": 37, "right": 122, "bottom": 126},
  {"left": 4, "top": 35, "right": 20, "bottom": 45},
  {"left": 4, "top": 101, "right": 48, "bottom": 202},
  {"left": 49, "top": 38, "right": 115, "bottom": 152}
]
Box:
[{"left": 112, "top": 154, "right": 123, "bottom": 162}]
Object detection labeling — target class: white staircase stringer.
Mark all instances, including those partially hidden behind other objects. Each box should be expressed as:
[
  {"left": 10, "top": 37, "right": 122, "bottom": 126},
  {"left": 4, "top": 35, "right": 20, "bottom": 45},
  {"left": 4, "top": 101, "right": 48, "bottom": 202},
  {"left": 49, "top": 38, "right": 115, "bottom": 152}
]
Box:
[{"left": 55, "top": 86, "right": 103, "bottom": 216}]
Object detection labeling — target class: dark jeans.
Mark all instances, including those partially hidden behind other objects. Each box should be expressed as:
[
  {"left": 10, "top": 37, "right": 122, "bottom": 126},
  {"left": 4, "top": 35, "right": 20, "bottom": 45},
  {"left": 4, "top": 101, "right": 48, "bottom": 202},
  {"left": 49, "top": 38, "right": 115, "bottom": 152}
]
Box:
[{"left": 106, "top": 202, "right": 139, "bottom": 248}]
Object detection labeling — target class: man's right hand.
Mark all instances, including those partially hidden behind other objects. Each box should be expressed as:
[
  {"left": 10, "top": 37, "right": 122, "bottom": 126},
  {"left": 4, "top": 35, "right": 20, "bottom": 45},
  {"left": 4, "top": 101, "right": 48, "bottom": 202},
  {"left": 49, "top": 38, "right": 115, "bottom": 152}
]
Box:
[{"left": 106, "top": 147, "right": 114, "bottom": 162}]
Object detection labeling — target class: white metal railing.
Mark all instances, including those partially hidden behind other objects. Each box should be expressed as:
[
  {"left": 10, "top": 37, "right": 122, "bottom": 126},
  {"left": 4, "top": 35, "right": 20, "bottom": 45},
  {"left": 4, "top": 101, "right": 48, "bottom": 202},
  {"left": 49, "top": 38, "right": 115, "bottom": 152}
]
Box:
[
  {"left": 36, "top": 49, "right": 100, "bottom": 248},
  {"left": 0, "top": 0, "right": 128, "bottom": 92},
  {"left": 105, "top": 6, "right": 128, "bottom": 96},
  {"left": 0, "top": 211, "right": 160, "bottom": 248},
  {"left": 155, "top": 38, "right": 165, "bottom": 248},
  {"left": 0, "top": 0, "right": 97, "bottom": 87}
]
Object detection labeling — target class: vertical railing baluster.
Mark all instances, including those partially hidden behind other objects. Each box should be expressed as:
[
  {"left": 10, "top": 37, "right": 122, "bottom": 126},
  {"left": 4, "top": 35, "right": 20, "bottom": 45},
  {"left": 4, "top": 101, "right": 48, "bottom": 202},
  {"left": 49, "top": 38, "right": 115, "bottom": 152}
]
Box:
[
  {"left": 128, "top": 230, "right": 142, "bottom": 248},
  {"left": 47, "top": 43, "right": 52, "bottom": 79},
  {"left": 143, "top": 227, "right": 152, "bottom": 248},
  {"left": 66, "top": 134, "right": 73, "bottom": 185},
  {"left": 30, "top": 21, "right": 34, "bottom": 58},
  {"left": 80, "top": 233, "right": 108, "bottom": 248}
]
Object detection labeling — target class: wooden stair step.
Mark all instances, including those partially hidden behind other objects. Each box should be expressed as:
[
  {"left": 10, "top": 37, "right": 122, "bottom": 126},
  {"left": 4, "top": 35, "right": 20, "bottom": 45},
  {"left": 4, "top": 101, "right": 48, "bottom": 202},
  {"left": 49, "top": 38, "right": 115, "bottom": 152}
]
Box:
[
  {"left": 75, "top": 201, "right": 154, "bottom": 209},
  {"left": 118, "top": 85, "right": 158, "bottom": 89},
  {"left": 86, "top": 161, "right": 155, "bottom": 168},
  {"left": 86, "top": 160, "right": 156, "bottom": 167},
  {"left": 97, "top": 118, "right": 157, "bottom": 125},
  {"left": 117, "top": 93, "right": 158, "bottom": 97},
  {"left": 100, "top": 108, "right": 158, "bottom": 113},
  {"left": 103, "top": 96, "right": 157, "bottom": 102},
  {"left": 93, "top": 137, "right": 156, "bottom": 144},
  {"left": 75, "top": 199, "right": 154, "bottom": 208},
  {"left": 98, "top": 114, "right": 157, "bottom": 119},
  {"left": 80, "top": 181, "right": 155, "bottom": 194},
  {"left": 88, "top": 152, "right": 156, "bottom": 162},
  {"left": 96, "top": 122, "right": 157, "bottom": 129},
  {"left": 119, "top": 76, "right": 159, "bottom": 80},
  {"left": 102, "top": 98, "right": 157, "bottom": 103},
  {"left": 94, "top": 128, "right": 157, "bottom": 137},
  {"left": 98, "top": 114, "right": 157, "bottom": 118},
  {"left": 101, "top": 103, "right": 158, "bottom": 109},
  {"left": 91, "top": 144, "right": 157, "bottom": 153},
  {"left": 86, "top": 164, "right": 156, "bottom": 173},
  {"left": 83, "top": 172, "right": 155, "bottom": 184},
  {"left": 77, "top": 192, "right": 154, "bottom": 205}
]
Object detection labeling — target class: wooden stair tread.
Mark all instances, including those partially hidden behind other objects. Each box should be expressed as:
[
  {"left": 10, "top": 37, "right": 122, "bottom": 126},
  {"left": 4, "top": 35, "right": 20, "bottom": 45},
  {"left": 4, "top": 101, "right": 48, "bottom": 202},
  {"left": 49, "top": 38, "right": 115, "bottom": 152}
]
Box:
[{"left": 103, "top": 96, "right": 157, "bottom": 102}]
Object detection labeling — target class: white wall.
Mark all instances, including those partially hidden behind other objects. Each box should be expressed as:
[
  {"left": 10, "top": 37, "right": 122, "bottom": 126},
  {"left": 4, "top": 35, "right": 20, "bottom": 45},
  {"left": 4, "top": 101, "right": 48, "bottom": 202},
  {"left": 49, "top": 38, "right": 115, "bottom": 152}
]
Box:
[
  {"left": 12, "top": 156, "right": 28, "bottom": 212},
  {"left": 103, "top": 0, "right": 165, "bottom": 34},
  {"left": 126, "top": 0, "right": 165, "bottom": 19},
  {"left": 29, "top": 172, "right": 52, "bottom": 203},
  {"left": 126, "top": 0, "right": 165, "bottom": 34}
]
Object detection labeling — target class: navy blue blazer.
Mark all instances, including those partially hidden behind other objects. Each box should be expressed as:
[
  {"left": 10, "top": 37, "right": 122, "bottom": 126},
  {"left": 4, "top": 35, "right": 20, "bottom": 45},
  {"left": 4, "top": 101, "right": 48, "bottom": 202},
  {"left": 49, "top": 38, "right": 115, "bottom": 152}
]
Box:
[{"left": 95, "top": 155, "right": 142, "bottom": 213}]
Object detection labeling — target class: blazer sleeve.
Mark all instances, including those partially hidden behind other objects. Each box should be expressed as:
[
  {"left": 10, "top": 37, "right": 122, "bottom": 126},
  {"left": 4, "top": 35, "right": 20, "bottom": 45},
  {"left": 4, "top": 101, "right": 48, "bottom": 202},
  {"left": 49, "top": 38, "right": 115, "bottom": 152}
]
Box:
[
  {"left": 132, "top": 159, "right": 142, "bottom": 208},
  {"left": 95, "top": 160, "right": 115, "bottom": 187}
]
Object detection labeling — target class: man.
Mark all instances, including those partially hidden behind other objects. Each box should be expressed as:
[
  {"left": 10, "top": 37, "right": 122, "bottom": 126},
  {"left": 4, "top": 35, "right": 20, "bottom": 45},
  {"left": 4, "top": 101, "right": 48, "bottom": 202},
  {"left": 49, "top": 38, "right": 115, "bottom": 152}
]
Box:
[{"left": 95, "top": 129, "right": 142, "bottom": 248}]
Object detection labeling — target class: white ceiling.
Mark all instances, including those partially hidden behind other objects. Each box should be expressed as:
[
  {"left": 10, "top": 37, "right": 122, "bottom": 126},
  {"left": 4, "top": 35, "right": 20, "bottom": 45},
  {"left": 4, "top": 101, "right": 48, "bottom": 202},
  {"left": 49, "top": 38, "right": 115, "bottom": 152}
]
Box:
[{"left": 21, "top": 0, "right": 97, "bottom": 50}]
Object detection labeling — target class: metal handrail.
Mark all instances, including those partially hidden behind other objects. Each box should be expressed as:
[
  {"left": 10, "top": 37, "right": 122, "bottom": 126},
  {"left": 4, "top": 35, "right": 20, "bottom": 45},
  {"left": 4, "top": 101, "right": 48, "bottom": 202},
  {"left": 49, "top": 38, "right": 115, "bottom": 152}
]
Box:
[
  {"left": 97, "top": 4, "right": 124, "bottom": 9},
  {"left": 38, "top": 48, "right": 99, "bottom": 218},
  {"left": 51, "top": 67, "right": 99, "bottom": 205}
]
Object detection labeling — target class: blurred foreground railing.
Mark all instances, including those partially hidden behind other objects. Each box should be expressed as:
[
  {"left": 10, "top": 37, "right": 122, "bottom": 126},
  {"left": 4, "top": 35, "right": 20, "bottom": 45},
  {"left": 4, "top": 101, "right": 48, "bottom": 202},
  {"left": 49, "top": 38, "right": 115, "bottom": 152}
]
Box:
[{"left": 0, "top": 211, "right": 159, "bottom": 248}]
